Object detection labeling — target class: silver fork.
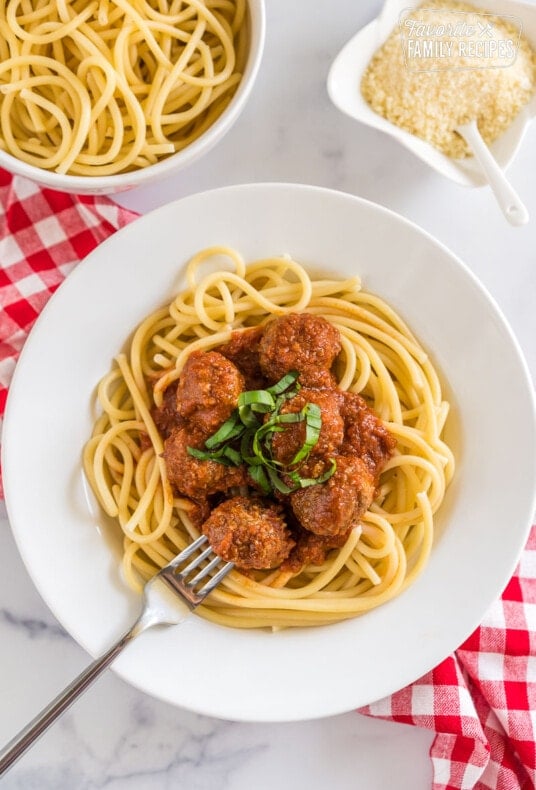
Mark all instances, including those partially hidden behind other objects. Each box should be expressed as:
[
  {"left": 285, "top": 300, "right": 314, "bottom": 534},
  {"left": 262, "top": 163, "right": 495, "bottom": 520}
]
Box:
[{"left": 0, "top": 534, "right": 233, "bottom": 776}]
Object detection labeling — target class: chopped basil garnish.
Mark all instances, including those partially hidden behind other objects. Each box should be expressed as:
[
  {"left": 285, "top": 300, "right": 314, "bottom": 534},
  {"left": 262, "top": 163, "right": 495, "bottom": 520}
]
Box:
[{"left": 186, "top": 370, "right": 336, "bottom": 492}]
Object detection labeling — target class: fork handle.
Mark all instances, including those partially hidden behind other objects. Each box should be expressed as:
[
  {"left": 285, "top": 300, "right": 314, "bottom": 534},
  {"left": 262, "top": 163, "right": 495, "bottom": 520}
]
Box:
[{"left": 0, "top": 618, "right": 147, "bottom": 776}]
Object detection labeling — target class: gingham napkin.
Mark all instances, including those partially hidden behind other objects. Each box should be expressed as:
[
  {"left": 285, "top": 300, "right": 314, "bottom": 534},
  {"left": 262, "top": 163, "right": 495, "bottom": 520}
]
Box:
[
  {"left": 1, "top": 169, "right": 535, "bottom": 789},
  {"left": 360, "top": 527, "right": 536, "bottom": 789},
  {"left": 0, "top": 167, "right": 137, "bottom": 498}
]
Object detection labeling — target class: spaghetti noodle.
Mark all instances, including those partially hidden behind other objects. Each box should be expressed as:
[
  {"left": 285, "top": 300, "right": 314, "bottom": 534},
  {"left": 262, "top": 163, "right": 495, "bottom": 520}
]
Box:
[
  {"left": 0, "top": 0, "right": 248, "bottom": 175},
  {"left": 84, "top": 246, "right": 454, "bottom": 628}
]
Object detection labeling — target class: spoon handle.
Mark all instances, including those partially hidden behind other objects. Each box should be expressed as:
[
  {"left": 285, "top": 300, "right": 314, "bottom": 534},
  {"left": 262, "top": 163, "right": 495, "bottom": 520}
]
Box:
[{"left": 457, "top": 122, "right": 529, "bottom": 227}]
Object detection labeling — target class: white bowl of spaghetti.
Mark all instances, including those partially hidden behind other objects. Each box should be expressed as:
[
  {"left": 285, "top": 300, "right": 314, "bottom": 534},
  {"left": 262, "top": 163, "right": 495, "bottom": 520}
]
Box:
[
  {"left": 3, "top": 184, "right": 536, "bottom": 721},
  {"left": 0, "top": 0, "right": 264, "bottom": 195}
]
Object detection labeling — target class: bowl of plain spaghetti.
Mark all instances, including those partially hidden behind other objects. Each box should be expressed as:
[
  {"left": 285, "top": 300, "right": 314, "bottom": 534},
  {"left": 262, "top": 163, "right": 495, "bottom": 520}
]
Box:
[
  {"left": 0, "top": 0, "right": 264, "bottom": 194},
  {"left": 3, "top": 184, "right": 536, "bottom": 722}
]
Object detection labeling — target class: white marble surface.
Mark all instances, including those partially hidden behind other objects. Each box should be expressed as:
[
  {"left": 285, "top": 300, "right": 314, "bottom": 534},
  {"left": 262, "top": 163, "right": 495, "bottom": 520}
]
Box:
[{"left": 1, "top": 0, "right": 535, "bottom": 787}]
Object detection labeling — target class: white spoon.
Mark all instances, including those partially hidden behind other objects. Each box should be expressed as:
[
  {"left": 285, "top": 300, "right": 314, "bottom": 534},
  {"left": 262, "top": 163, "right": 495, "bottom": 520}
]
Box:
[{"left": 455, "top": 121, "right": 529, "bottom": 227}]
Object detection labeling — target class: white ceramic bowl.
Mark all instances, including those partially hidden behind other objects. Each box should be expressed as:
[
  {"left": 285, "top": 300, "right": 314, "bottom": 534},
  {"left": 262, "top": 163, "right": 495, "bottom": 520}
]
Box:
[
  {"left": 3, "top": 183, "right": 536, "bottom": 722},
  {"left": 0, "top": 1, "right": 265, "bottom": 196},
  {"left": 327, "top": 0, "right": 536, "bottom": 187}
]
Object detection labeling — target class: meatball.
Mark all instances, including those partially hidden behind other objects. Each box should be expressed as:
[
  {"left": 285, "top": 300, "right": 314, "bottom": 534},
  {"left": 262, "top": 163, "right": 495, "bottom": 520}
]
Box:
[
  {"left": 163, "top": 427, "right": 246, "bottom": 499},
  {"left": 341, "top": 392, "right": 397, "bottom": 478},
  {"left": 177, "top": 350, "right": 244, "bottom": 435},
  {"left": 152, "top": 381, "right": 182, "bottom": 439},
  {"left": 290, "top": 455, "right": 375, "bottom": 537},
  {"left": 202, "top": 496, "right": 295, "bottom": 570},
  {"left": 217, "top": 326, "right": 266, "bottom": 390},
  {"left": 281, "top": 528, "right": 351, "bottom": 574},
  {"left": 270, "top": 388, "right": 344, "bottom": 466},
  {"left": 258, "top": 313, "right": 341, "bottom": 388}
]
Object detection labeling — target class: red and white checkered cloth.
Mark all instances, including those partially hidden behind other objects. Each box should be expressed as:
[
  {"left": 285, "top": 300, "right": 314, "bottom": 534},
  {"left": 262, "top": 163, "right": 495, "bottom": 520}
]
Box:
[
  {"left": 0, "top": 167, "right": 137, "bottom": 500},
  {"left": 360, "top": 530, "right": 536, "bottom": 789},
  {"left": 1, "top": 168, "right": 535, "bottom": 789}
]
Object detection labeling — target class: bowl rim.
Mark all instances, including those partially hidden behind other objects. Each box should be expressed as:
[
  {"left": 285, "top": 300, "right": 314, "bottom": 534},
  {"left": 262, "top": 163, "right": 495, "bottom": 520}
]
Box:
[{"left": 0, "top": 0, "right": 266, "bottom": 193}]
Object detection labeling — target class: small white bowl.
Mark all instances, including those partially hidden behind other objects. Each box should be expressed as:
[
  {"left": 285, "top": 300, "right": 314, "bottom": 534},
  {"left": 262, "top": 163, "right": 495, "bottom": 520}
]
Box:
[
  {"left": 0, "top": 1, "right": 265, "bottom": 196},
  {"left": 327, "top": 0, "right": 536, "bottom": 187}
]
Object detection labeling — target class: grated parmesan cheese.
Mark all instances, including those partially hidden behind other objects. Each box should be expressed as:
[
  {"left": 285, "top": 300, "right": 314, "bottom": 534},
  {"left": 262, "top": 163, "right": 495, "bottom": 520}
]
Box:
[{"left": 361, "top": 0, "right": 536, "bottom": 158}]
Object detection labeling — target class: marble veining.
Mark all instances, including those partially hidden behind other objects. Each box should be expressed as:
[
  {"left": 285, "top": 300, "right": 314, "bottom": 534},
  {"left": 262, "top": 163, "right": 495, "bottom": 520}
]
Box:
[{"left": 0, "top": 609, "right": 68, "bottom": 641}]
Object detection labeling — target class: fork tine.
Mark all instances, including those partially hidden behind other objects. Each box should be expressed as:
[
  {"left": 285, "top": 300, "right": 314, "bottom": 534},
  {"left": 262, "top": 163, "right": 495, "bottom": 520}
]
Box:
[
  {"left": 198, "top": 561, "right": 234, "bottom": 597},
  {"left": 157, "top": 535, "right": 234, "bottom": 607},
  {"left": 188, "top": 554, "right": 221, "bottom": 586},
  {"left": 178, "top": 544, "right": 213, "bottom": 578},
  {"left": 164, "top": 534, "right": 208, "bottom": 569}
]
